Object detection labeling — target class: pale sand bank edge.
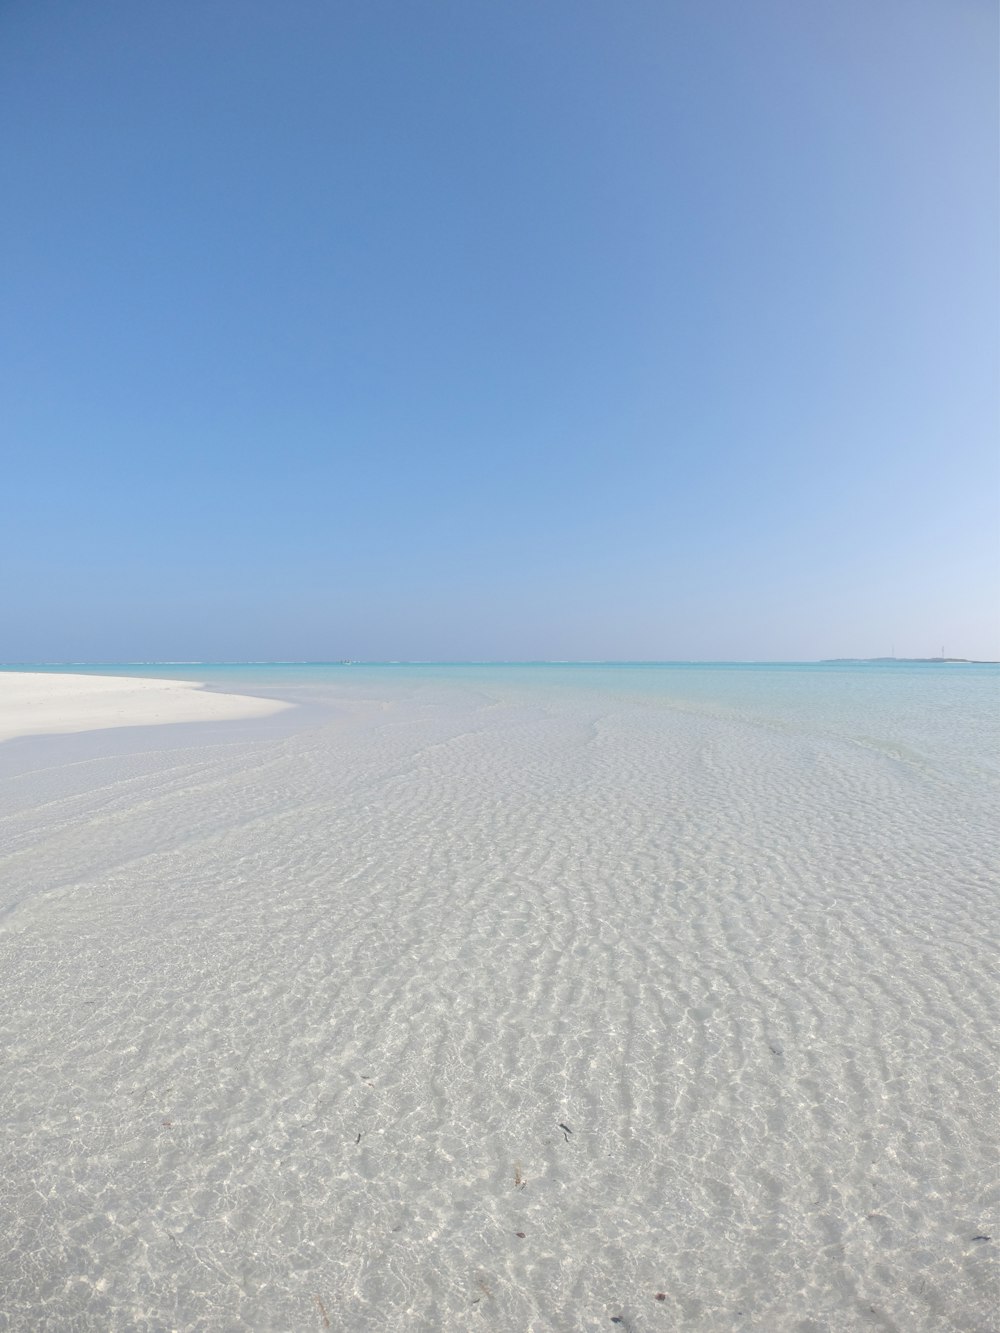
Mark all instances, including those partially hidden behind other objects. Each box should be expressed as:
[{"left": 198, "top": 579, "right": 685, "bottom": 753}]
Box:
[{"left": 0, "top": 671, "right": 292, "bottom": 743}]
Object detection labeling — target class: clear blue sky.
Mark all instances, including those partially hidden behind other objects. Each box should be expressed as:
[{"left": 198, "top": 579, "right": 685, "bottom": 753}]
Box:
[{"left": 2, "top": 0, "right": 997, "bottom": 661}]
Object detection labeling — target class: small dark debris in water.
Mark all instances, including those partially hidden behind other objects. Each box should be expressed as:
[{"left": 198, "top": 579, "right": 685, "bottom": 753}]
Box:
[
  {"left": 471, "top": 1297, "right": 480, "bottom": 1304},
  {"left": 971, "top": 1234, "right": 991, "bottom": 1242},
  {"left": 514, "top": 1231, "right": 525, "bottom": 1238},
  {"left": 655, "top": 1291, "right": 667, "bottom": 1300},
  {"left": 769, "top": 1045, "right": 783, "bottom": 1056},
  {"left": 355, "top": 1132, "right": 362, "bottom": 1144},
  {"left": 559, "top": 1123, "right": 572, "bottom": 1134}
]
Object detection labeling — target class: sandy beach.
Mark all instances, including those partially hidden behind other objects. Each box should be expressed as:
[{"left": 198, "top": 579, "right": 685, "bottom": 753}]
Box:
[
  {"left": 0, "top": 664, "right": 996, "bottom": 1331},
  {"left": 0, "top": 671, "right": 291, "bottom": 743}
]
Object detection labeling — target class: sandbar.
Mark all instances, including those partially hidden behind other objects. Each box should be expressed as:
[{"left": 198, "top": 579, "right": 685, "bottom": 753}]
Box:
[{"left": 0, "top": 670, "right": 290, "bottom": 742}]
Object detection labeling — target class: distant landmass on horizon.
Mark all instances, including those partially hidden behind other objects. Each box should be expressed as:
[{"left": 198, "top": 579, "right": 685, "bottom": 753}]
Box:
[{"left": 821, "top": 657, "right": 999, "bottom": 664}]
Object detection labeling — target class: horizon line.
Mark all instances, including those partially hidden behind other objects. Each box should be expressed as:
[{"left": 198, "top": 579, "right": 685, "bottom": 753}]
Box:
[{"left": 1, "top": 657, "right": 996, "bottom": 668}]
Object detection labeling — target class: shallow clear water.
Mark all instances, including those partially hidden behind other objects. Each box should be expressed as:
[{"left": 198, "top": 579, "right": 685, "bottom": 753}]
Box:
[{"left": 1, "top": 664, "right": 997, "bottom": 1331}]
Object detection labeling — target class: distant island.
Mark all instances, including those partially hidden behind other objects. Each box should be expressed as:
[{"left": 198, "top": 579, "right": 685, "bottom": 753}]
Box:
[{"left": 821, "top": 657, "right": 999, "bottom": 665}]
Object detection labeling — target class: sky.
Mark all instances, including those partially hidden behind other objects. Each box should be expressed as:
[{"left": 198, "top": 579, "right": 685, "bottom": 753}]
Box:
[{"left": 2, "top": 0, "right": 997, "bottom": 662}]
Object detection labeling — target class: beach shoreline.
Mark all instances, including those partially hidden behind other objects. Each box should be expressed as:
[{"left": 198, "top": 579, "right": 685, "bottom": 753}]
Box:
[
  {"left": 1, "top": 663, "right": 995, "bottom": 1331},
  {"left": 0, "top": 670, "right": 292, "bottom": 743}
]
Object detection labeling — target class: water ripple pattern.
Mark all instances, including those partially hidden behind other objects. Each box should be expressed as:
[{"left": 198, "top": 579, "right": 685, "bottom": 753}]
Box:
[{"left": 0, "top": 664, "right": 997, "bottom": 1331}]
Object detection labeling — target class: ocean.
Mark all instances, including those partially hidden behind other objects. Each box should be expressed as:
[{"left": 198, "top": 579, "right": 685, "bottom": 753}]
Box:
[{"left": 1, "top": 662, "right": 997, "bottom": 1331}]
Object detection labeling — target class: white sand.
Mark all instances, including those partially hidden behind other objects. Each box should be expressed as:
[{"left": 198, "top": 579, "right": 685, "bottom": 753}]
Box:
[
  {"left": 0, "top": 666, "right": 997, "bottom": 1331},
  {"left": 0, "top": 671, "right": 291, "bottom": 742}
]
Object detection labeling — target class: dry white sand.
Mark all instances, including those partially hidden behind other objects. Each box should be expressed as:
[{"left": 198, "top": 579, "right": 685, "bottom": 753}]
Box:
[{"left": 0, "top": 671, "right": 291, "bottom": 743}]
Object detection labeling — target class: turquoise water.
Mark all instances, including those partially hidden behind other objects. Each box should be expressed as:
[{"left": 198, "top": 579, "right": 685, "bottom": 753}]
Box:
[
  {"left": 1, "top": 659, "right": 997, "bottom": 1330},
  {"left": 5, "top": 659, "right": 998, "bottom": 782}
]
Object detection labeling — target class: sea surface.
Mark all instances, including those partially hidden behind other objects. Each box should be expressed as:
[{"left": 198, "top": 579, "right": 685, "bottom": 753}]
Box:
[{"left": 1, "top": 663, "right": 997, "bottom": 1331}]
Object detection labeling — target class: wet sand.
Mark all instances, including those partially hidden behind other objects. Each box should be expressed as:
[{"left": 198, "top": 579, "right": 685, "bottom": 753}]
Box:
[{"left": 0, "top": 666, "right": 996, "bottom": 1331}]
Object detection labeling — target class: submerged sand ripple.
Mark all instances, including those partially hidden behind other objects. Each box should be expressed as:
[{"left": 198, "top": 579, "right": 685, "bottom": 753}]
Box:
[{"left": 0, "top": 671, "right": 996, "bottom": 1331}]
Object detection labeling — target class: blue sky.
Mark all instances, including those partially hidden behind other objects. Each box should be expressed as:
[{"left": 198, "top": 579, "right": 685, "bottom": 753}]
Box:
[{"left": 2, "top": 0, "right": 996, "bottom": 661}]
